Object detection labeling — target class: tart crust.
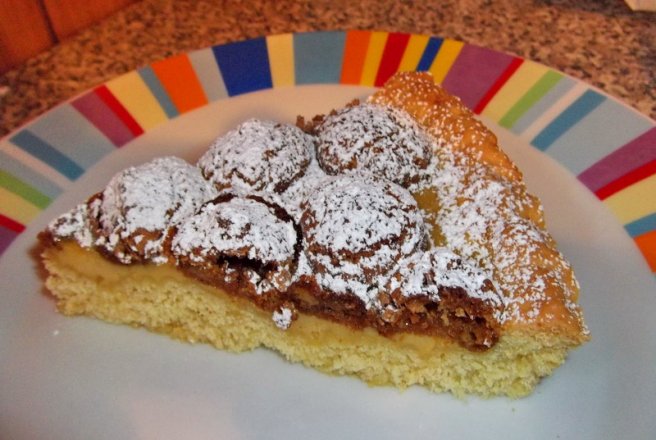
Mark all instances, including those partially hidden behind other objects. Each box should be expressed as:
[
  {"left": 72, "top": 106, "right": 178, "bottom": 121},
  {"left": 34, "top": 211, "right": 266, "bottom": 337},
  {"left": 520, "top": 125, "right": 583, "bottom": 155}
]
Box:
[
  {"left": 42, "top": 241, "right": 575, "bottom": 398},
  {"left": 38, "top": 72, "right": 589, "bottom": 397}
]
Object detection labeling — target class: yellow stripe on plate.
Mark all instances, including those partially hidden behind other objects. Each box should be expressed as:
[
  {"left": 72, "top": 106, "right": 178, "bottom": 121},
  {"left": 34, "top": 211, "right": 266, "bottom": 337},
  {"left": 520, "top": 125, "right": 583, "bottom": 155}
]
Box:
[
  {"left": 105, "top": 71, "right": 168, "bottom": 131},
  {"left": 398, "top": 34, "right": 430, "bottom": 72},
  {"left": 0, "top": 187, "right": 41, "bottom": 225},
  {"left": 429, "top": 39, "right": 464, "bottom": 84},
  {"left": 604, "top": 174, "right": 656, "bottom": 224},
  {"left": 482, "top": 60, "right": 550, "bottom": 122},
  {"left": 360, "top": 31, "right": 389, "bottom": 86},
  {"left": 266, "top": 33, "right": 295, "bottom": 87}
]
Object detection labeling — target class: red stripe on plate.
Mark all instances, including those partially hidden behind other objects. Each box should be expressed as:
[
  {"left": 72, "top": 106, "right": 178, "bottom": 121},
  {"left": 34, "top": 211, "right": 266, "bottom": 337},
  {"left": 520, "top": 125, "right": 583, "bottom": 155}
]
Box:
[
  {"left": 95, "top": 85, "right": 144, "bottom": 137},
  {"left": 374, "top": 32, "right": 411, "bottom": 87},
  {"left": 473, "top": 57, "right": 524, "bottom": 114},
  {"left": 595, "top": 159, "right": 656, "bottom": 200},
  {"left": 71, "top": 91, "right": 134, "bottom": 147},
  {"left": 0, "top": 214, "right": 25, "bottom": 233}
]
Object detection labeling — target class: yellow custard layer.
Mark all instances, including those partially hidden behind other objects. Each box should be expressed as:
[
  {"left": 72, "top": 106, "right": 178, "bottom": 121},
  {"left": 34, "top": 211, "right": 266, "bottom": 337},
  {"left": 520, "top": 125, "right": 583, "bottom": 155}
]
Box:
[{"left": 42, "top": 241, "right": 577, "bottom": 398}]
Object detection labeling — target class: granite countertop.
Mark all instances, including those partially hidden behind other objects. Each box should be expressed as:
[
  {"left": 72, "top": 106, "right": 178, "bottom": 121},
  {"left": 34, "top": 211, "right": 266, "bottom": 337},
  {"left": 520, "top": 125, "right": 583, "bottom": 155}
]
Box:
[{"left": 0, "top": 0, "right": 654, "bottom": 137}]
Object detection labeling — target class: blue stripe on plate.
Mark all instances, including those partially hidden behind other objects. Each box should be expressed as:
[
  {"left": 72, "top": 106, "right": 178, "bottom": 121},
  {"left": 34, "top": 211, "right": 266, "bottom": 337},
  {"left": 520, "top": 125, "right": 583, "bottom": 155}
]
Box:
[
  {"left": 416, "top": 37, "right": 443, "bottom": 71},
  {"left": 543, "top": 98, "right": 654, "bottom": 176},
  {"left": 531, "top": 89, "right": 606, "bottom": 151},
  {"left": 625, "top": 213, "right": 656, "bottom": 238},
  {"left": 294, "top": 31, "right": 346, "bottom": 84},
  {"left": 511, "top": 75, "right": 575, "bottom": 135},
  {"left": 26, "top": 105, "right": 115, "bottom": 169},
  {"left": 138, "top": 66, "right": 179, "bottom": 118},
  {"left": 0, "top": 151, "right": 63, "bottom": 199},
  {"left": 212, "top": 38, "right": 273, "bottom": 96},
  {"left": 9, "top": 131, "right": 84, "bottom": 180}
]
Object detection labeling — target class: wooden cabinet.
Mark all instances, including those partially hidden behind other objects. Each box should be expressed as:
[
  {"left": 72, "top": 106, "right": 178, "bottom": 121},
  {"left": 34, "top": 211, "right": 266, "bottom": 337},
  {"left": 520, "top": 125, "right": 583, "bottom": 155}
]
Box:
[
  {"left": 0, "top": 0, "right": 55, "bottom": 73},
  {"left": 0, "top": 0, "right": 136, "bottom": 73},
  {"left": 43, "top": 0, "right": 135, "bottom": 39}
]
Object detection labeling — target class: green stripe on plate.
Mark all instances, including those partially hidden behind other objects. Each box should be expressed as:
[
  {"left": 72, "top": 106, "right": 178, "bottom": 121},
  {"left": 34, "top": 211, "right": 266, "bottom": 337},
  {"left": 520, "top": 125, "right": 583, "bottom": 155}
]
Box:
[
  {"left": 0, "top": 169, "right": 51, "bottom": 209},
  {"left": 499, "top": 70, "right": 562, "bottom": 129}
]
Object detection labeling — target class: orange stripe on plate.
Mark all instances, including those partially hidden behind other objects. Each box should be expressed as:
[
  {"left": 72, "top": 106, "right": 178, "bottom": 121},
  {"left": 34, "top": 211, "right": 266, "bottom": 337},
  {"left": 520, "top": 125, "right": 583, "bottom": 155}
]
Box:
[
  {"left": 151, "top": 54, "right": 208, "bottom": 113},
  {"left": 635, "top": 230, "right": 656, "bottom": 272},
  {"left": 340, "top": 30, "right": 372, "bottom": 85}
]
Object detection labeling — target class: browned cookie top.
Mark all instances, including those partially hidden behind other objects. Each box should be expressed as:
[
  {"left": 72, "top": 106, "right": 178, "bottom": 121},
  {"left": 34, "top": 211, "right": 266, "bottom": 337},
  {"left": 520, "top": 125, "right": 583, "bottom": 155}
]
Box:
[
  {"left": 172, "top": 195, "right": 299, "bottom": 294},
  {"left": 299, "top": 173, "right": 426, "bottom": 307},
  {"left": 314, "top": 103, "right": 432, "bottom": 188},
  {"left": 90, "top": 156, "right": 217, "bottom": 264},
  {"left": 198, "top": 119, "right": 314, "bottom": 195}
]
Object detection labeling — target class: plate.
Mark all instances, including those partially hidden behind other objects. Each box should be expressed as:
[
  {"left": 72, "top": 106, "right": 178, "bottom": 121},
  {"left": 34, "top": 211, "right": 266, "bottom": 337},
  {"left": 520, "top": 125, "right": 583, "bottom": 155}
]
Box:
[{"left": 1, "top": 31, "right": 655, "bottom": 439}]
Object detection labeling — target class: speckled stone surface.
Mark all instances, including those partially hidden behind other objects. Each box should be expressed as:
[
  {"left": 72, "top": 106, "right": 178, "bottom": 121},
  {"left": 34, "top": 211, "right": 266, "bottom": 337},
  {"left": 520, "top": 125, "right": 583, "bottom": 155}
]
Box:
[{"left": 0, "top": 0, "right": 654, "bottom": 137}]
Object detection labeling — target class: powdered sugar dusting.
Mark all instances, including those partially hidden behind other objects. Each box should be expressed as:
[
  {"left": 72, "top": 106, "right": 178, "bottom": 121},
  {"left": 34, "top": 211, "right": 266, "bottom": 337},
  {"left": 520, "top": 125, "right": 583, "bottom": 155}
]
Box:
[
  {"left": 300, "top": 173, "right": 425, "bottom": 308},
  {"left": 316, "top": 103, "right": 432, "bottom": 187},
  {"left": 388, "top": 248, "right": 504, "bottom": 321},
  {"left": 171, "top": 196, "right": 298, "bottom": 295},
  {"left": 172, "top": 197, "right": 297, "bottom": 267},
  {"left": 390, "top": 248, "right": 500, "bottom": 302},
  {"left": 370, "top": 72, "right": 586, "bottom": 329},
  {"left": 47, "top": 203, "right": 94, "bottom": 248},
  {"left": 423, "top": 139, "right": 584, "bottom": 325},
  {"left": 272, "top": 307, "right": 294, "bottom": 330},
  {"left": 197, "top": 119, "right": 313, "bottom": 195},
  {"left": 45, "top": 76, "right": 587, "bottom": 332},
  {"left": 254, "top": 146, "right": 326, "bottom": 222},
  {"left": 94, "top": 156, "right": 217, "bottom": 264}
]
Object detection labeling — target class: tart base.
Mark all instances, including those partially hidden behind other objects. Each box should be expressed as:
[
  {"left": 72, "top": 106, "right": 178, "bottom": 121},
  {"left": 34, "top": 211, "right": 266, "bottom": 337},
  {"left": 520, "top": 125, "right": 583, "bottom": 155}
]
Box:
[{"left": 41, "top": 241, "right": 575, "bottom": 398}]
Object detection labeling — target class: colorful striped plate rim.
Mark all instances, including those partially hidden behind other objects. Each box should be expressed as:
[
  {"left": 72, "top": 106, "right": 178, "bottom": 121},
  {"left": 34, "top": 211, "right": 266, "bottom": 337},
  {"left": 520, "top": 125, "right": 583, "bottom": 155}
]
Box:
[{"left": 1, "top": 31, "right": 654, "bottom": 274}]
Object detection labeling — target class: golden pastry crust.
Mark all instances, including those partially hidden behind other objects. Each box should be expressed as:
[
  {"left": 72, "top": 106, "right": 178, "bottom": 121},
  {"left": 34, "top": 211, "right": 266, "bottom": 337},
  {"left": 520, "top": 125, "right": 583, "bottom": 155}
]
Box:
[
  {"left": 370, "top": 72, "right": 588, "bottom": 343},
  {"left": 370, "top": 72, "right": 522, "bottom": 183}
]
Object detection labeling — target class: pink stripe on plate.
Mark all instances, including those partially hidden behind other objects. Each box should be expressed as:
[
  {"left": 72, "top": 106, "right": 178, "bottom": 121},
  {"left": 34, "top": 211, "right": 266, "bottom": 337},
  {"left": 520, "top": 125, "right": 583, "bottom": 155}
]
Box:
[
  {"left": 71, "top": 91, "right": 136, "bottom": 147},
  {"left": 0, "top": 225, "right": 19, "bottom": 255},
  {"left": 578, "top": 126, "right": 656, "bottom": 193},
  {"left": 441, "top": 44, "right": 516, "bottom": 110}
]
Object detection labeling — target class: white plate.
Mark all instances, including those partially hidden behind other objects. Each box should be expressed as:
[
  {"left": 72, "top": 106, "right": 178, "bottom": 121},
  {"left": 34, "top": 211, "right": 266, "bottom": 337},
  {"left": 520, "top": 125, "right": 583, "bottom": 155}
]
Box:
[{"left": 1, "top": 84, "right": 655, "bottom": 439}]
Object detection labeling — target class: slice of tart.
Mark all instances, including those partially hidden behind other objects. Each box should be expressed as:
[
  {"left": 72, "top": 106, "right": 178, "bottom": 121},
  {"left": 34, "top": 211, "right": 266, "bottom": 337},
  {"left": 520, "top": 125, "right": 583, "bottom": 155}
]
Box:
[{"left": 38, "top": 72, "right": 589, "bottom": 398}]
